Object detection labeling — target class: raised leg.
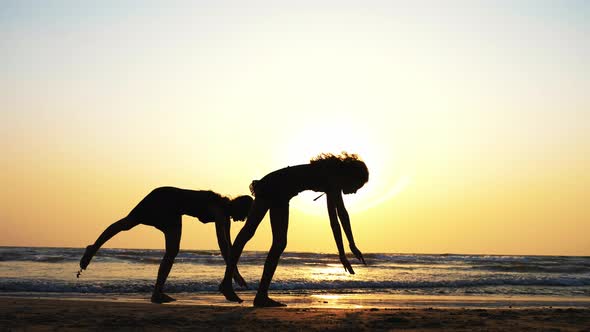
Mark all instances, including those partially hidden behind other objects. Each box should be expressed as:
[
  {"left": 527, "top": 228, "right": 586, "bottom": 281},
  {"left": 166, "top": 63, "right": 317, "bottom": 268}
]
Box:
[
  {"left": 80, "top": 216, "right": 138, "bottom": 270},
  {"left": 220, "top": 198, "right": 269, "bottom": 303},
  {"left": 254, "top": 204, "right": 289, "bottom": 307},
  {"left": 151, "top": 224, "right": 182, "bottom": 304}
]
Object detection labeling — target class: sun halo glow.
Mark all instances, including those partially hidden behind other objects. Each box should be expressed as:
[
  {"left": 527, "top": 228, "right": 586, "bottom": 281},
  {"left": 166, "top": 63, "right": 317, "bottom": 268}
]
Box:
[{"left": 279, "top": 121, "right": 408, "bottom": 216}]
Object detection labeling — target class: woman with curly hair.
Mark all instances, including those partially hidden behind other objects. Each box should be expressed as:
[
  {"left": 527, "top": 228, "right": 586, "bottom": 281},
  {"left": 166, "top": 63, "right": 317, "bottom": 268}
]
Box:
[
  {"left": 220, "top": 152, "right": 369, "bottom": 307},
  {"left": 78, "top": 187, "right": 253, "bottom": 304}
]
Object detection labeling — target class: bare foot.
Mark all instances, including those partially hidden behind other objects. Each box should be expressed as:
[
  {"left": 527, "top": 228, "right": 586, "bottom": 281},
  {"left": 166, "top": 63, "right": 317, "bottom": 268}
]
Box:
[
  {"left": 151, "top": 292, "right": 176, "bottom": 304},
  {"left": 219, "top": 282, "right": 243, "bottom": 303},
  {"left": 254, "top": 294, "right": 287, "bottom": 307},
  {"left": 79, "top": 245, "right": 96, "bottom": 270}
]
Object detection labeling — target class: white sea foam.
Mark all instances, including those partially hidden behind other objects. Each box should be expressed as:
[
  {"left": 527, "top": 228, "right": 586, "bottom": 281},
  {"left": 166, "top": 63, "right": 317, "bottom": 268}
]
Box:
[{"left": 1, "top": 247, "right": 589, "bottom": 297}]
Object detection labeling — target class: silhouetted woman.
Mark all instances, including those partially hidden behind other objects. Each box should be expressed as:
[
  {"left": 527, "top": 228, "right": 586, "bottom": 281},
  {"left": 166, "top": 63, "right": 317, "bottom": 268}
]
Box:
[
  {"left": 220, "top": 152, "right": 369, "bottom": 307},
  {"left": 78, "top": 187, "right": 253, "bottom": 304}
]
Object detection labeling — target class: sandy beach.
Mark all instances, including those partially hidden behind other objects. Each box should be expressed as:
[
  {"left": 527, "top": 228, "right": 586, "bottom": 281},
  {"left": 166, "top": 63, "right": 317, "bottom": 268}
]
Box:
[{"left": 2, "top": 296, "right": 589, "bottom": 331}]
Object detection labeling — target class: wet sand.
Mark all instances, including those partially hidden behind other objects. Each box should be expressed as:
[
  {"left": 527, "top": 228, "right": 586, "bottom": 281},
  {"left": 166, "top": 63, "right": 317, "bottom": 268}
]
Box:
[{"left": 2, "top": 297, "right": 590, "bottom": 331}]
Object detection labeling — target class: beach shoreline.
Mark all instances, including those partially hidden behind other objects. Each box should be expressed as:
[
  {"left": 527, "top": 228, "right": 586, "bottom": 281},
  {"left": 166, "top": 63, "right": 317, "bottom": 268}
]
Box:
[
  {"left": 3, "top": 292, "right": 590, "bottom": 310},
  {"left": 1, "top": 296, "right": 590, "bottom": 331}
]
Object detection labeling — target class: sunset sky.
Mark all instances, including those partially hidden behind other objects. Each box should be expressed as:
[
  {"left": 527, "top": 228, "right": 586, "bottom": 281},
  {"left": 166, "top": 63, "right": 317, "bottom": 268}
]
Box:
[{"left": 1, "top": 1, "right": 589, "bottom": 255}]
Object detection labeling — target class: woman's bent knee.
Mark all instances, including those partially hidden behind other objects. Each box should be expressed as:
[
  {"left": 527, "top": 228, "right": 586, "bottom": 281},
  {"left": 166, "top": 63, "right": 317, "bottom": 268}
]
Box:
[
  {"left": 271, "top": 238, "right": 287, "bottom": 252},
  {"left": 117, "top": 217, "right": 137, "bottom": 231}
]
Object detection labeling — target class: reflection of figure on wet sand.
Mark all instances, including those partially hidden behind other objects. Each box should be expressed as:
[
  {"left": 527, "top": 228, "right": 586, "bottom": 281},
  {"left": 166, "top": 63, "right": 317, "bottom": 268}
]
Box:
[
  {"left": 220, "top": 152, "right": 369, "bottom": 307},
  {"left": 78, "top": 187, "right": 253, "bottom": 303}
]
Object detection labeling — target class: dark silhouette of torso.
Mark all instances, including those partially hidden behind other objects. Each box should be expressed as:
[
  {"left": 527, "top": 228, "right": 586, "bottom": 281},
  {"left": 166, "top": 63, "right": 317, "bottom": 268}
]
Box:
[
  {"left": 252, "top": 164, "right": 331, "bottom": 203},
  {"left": 129, "top": 187, "right": 225, "bottom": 230}
]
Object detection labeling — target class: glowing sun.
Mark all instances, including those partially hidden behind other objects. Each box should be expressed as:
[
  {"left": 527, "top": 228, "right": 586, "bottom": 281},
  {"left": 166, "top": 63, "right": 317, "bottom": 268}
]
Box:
[{"left": 279, "top": 119, "right": 409, "bottom": 215}]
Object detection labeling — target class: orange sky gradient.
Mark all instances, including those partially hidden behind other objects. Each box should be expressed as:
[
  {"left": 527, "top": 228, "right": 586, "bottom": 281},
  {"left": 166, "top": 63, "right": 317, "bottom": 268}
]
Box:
[{"left": 1, "top": 1, "right": 589, "bottom": 255}]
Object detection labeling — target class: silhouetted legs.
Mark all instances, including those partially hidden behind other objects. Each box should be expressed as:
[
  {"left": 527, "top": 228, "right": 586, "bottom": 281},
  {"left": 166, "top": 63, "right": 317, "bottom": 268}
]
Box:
[
  {"left": 220, "top": 199, "right": 269, "bottom": 302},
  {"left": 80, "top": 216, "right": 138, "bottom": 270},
  {"left": 220, "top": 198, "right": 290, "bottom": 307},
  {"left": 151, "top": 225, "right": 182, "bottom": 304},
  {"left": 80, "top": 216, "right": 182, "bottom": 304},
  {"left": 254, "top": 204, "right": 289, "bottom": 307}
]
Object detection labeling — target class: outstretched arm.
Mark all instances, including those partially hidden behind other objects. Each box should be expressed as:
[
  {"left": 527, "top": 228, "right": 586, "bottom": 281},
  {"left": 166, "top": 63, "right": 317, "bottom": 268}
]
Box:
[
  {"left": 333, "top": 191, "right": 366, "bottom": 265},
  {"left": 327, "top": 191, "right": 355, "bottom": 274},
  {"left": 213, "top": 209, "right": 247, "bottom": 287},
  {"left": 214, "top": 209, "right": 232, "bottom": 263}
]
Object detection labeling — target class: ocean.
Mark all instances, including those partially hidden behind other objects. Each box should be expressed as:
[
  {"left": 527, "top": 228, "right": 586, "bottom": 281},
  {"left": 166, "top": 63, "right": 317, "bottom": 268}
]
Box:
[{"left": 1, "top": 247, "right": 589, "bottom": 308}]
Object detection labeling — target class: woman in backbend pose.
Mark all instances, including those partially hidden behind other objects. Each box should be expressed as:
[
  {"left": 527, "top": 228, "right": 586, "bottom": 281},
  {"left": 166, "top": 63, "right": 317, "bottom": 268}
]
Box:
[
  {"left": 78, "top": 187, "right": 253, "bottom": 304},
  {"left": 220, "top": 152, "right": 369, "bottom": 307}
]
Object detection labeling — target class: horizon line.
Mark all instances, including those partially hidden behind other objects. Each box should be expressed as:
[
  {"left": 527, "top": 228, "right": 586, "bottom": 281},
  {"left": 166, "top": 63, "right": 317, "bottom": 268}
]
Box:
[{"left": 1, "top": 245, "right": 588, "bottom": 258}]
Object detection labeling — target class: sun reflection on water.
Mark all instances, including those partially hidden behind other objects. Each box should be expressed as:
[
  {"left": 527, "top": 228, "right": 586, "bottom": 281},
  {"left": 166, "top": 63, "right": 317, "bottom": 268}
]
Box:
[
  {"left": 307, "top": 265, "right": 352, "bottom": 282},
  {"left": 310, "top": 294, "right": 365, "bottom": 309},
  {"left": 313, "top": 294, "right": 342, "bottom": 300}
]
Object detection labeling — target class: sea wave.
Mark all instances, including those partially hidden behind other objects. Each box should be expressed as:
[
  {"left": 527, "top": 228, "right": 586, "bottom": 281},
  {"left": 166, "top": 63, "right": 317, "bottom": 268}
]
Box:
[
  {"left": 2, "top": 276, "right": 589, "bottom": 294},
  {"left": 1, "top": 247, "right": 589, "bottom": 274}
]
